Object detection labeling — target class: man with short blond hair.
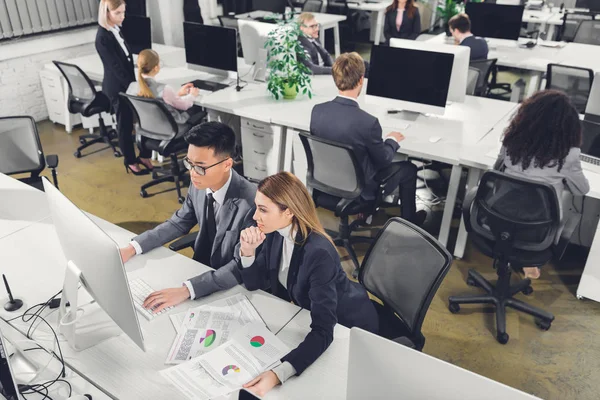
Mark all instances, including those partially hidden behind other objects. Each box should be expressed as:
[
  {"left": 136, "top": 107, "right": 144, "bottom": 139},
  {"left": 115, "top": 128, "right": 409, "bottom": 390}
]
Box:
[
  {"left": 298, "top": 12, "right": 334, "bottom": 75},
  {"left": 310, "top": 52, "right": 425, "bottom": 224}
]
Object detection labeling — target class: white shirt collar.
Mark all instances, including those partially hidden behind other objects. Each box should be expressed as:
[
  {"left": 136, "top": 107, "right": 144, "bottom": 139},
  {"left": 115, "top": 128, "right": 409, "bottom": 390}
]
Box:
[
  {"left": 459, "top": 33, "right": 473, "bottom": 44},
  {"left": 277, "top": 224, "right": 295, "bottom": 243},
  {"left": 206, "top": 170, "right": 233, "bottom": 206},
  {"left": 336, "top": 94, "right": 359, "bottom": 104}
]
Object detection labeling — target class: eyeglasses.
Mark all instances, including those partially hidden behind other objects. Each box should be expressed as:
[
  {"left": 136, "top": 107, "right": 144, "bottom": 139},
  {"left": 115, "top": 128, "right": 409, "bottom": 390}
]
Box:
[
  {"left": 183, "top": 157, "right": 230, "bottom": 176},
  {"left": 303, "top": 23, "right": 320, "bottom": 29}
]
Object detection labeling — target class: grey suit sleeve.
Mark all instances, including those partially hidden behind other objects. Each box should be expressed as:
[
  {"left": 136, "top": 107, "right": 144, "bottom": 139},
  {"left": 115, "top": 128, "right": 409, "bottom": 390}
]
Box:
[
  {"left": 133, "top": 186, "right": 199, "bottom": 253},
  {"left": 186, "top": 206, "right": 255, "bottom": 298},
  {"left": 298, "top": 40, "right": 333, "bottom": 75},
  {"left": 366, "top": 119, "right": 400, "bottom": 170},
  {"left": 563, "top": 148, "right": 590, "bottom": 196}
]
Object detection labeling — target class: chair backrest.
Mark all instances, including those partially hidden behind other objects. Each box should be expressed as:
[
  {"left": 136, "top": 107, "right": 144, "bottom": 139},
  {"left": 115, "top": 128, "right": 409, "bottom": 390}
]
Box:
[
  {"left": 467, "top": 67, "right": 480, "bottom": 96},
  {"left": 303, "top": 0, "right": 323, "bottom": 12},
  {"left": 560, "top": 12, "right": 593, "bottom": 41},
  {"left": 0, "top": 116, "right": 45, "bottom": 177},
  {"left": 359, "top": 217, "right": 452, "bottom": 346},
  {"left": 298, "top": 132, "right": 364, "bottom": 200},
  {"left": 120, "top": 93, "right": 179, "bottom": 142},
  {"left": 573, "top": 19, "right": 600, "bottom": 44},
  {"left": 53, "top": 61, "right": 97, "bottom": 105},
  {"left": 464, "top": 170, "right": 561, "bottom": 253},
  {"left": 546, "top": 63, "right": 594, "bottom": 114},
  {"left": 469, "top": 58, "right": 497, "bottom": 97}
]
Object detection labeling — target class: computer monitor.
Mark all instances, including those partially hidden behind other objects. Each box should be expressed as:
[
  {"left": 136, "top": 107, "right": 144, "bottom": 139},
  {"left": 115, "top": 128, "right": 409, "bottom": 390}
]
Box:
[
  {"left": 183, "top": 22, "right": 238, "bottom": 76},
  {"left": 347, "top": 328, "right": 541, "bottom": 400},
  {"left": 390, "top": 38, "right": 470, "bottom": 103},
  {"left": 120, "top": 15, "right": 152, "bottom": 54},
  {"left": 585, "top": 72, "right": 600, "bottom": 121},
  {"left": 238, "top": 19, "right": 274, "bottom": 65},
  {"left": 42, "top": 178, "right": 145, "bottom": 352},
  {"left": 252, "top": 0, "right": 287, "bottom": 14},
  {"left": 366, "top": 45, "right": 454, "bottom": 117},
  {"left": 0, "top": 327, "right": 22, "bottom": 400},
  {"left": 465, "top": 3, "right": 525, "bottom": 41},
  {"left": 576, "top": 0, "right": 600, "bottom": 12}
]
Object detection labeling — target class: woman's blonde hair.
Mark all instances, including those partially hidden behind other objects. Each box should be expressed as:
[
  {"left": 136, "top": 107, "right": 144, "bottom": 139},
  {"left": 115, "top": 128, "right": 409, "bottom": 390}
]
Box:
[
  {"left": 136, "top": 49, "right": 160, "bottom": 98},
  {"left": 98, "top": 0, "right": 125, "bottom": 30},
  {"left": 258, "top": 172, "right": 333, "bottom": 245}
]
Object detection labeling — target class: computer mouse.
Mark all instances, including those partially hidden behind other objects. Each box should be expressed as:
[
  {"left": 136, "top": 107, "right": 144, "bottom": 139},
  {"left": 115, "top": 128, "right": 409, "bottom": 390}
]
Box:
[
  {"left": 429, "top": 136, "right": 441, "bottom": 143},
  {"left": 525, "top": 41, "right": 536, "bottom": 48}
]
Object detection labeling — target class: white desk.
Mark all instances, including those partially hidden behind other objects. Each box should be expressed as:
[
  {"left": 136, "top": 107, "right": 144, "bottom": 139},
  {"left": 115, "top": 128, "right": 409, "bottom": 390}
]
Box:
[
  {"left": 0, "top": 173, "right": 50, "bottom": 240},
  {"left": 0, "top": 174, "right": 302, "bottom": 399},
  {"left": 236, "top": 12, "right": 347, "bottom": 58},
  {"left": 523, "top": 8, "right": 564, "bottom": 40},
  {"left": 200, "top": 76, "right": 518, "bottom": 248}
]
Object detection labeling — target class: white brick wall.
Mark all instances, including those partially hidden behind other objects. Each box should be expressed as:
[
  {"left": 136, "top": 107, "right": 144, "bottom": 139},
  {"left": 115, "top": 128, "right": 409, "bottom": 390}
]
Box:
[{"left": 0, "top": 41, "right": 96, "bottom": 121}]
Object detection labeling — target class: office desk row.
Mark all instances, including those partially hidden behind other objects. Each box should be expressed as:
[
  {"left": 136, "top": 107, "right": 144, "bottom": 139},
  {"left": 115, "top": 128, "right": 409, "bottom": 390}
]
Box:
[{"left": 0, "top": 173, "right": 544, "bottom": 399}]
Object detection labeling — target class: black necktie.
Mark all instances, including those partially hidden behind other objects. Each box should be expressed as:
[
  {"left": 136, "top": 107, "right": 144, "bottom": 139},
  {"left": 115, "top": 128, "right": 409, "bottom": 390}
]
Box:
[{"left": 194, "top": 193, "right": 216, "bottom": 266}]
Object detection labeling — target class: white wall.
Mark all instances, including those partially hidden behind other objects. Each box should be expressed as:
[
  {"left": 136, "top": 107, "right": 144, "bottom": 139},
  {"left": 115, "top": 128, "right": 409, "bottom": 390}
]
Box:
[{"left": 0, "top": 41, "right": 96, "bottom": 121}]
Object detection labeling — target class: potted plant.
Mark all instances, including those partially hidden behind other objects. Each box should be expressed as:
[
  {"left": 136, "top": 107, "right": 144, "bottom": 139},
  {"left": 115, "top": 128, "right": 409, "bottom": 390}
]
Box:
[
  {"left": 437, "top": 0, "right": 461, "bottom": 36},
  {"left": 264, "top": 19, "right": 313, "bottom": 100}
]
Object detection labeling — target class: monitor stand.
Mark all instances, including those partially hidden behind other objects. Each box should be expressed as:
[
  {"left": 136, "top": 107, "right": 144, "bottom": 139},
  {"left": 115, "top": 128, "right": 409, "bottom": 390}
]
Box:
[
  {"left": 58, "top": 261, "right": 121, "bottom": 351},
  {"left": 388, "top": 110, "right": 422, "bottom": 121},
  {"left": 253, "top": 49, "right": 268, "bottom": 82}
]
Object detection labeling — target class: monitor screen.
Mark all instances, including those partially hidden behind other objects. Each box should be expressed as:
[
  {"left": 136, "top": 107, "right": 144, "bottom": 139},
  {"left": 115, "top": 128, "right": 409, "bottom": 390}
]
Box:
[
  {"left": 252, "top": 0, "right": 287, "bottom": 14},
  {"left": 120, "top": 15, "right": 152, "bottom": 54},
  {"left": 581, "top": 120, "right": 600, "bottom": 158},
  {"left": 465, "top": 3, "right": 524, "bottom": 41},
  {"left": 366, "top": 45, "right": 454, "bottom": 109},
  {"left": 184, "top": 23, "right": 238, "bottom": 73},
  {"left": 576, "top": 0, "right": 600, "bottom": 11}
]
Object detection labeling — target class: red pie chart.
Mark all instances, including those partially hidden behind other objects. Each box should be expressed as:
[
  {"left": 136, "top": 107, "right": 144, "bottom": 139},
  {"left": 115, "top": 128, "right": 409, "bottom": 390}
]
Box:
[{"left": 250, "top": 336, "right": 265, "bottom": 348}]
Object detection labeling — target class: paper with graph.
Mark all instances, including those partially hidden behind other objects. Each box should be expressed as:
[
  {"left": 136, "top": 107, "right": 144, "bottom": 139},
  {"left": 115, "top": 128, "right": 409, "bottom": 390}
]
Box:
[{"left": 160, "top": 322, "right": 290, "bottom": 400}]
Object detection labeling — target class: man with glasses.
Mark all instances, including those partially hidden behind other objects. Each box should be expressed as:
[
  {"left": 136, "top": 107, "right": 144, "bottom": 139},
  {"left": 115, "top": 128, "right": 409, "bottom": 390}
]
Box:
[
  {"left": 119, "top": 121, "right": 257, "bottom": 310},
  {"left": 298, "top": 12, "right": 334, "bottom": 75}
]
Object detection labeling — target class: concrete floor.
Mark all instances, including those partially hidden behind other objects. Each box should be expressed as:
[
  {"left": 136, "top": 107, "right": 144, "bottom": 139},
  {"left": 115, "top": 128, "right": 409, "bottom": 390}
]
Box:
[{"left": 29, "top": 119, "right": 600, "bottom": 400}]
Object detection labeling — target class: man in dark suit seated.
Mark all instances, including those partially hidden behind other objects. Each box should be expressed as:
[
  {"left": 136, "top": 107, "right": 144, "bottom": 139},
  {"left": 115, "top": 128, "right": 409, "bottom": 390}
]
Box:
[
  {"left": 298, "top": 12, "right": 334, "bottom": 75},
  {"left": 119, "top": 121, "right": 257, "bottom": 309},
  {"left": 310, "top": 52, "right": 426, "bottom": 225},
  {"left": 448, "top": 13, "right": 489, "bottom": 61}
]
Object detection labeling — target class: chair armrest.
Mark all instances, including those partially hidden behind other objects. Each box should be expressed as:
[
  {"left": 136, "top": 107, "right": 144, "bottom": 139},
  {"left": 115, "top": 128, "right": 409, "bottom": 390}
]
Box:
[
  {"left": 392, "top": 336, "right": 416, "bottom": 349},
  {"left": 169, "top": 232, "right": 198, "bottom": 251},
  {"left": 335, "top": 197, "right": 355, "bottom": 216},
  {"left": 374, "top": 163, "right": 403, "bottom": 185},
  {"left": 462, "top": 187, "right": 478, "bottom": 232},
  {"left": 46, "top": 155, "right": 59, "bottom": 169}
]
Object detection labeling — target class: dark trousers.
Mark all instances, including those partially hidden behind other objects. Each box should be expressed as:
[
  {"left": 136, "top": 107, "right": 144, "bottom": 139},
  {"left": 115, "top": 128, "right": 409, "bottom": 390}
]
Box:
[
  {"left": 383, "top": 161, "right": 418, "bottom": 222},
  {"left": 110, "top": 96, "right": 151, "bottom": 165}
]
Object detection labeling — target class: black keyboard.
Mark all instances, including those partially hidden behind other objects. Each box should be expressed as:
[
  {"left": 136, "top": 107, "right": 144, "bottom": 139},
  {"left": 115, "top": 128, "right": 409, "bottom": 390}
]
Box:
[
  {"left": 189, "top": 79, "right": 229, "bottom": 92},
  {"left": 254, "top": 16, "right": 278, "bottom": 24}
]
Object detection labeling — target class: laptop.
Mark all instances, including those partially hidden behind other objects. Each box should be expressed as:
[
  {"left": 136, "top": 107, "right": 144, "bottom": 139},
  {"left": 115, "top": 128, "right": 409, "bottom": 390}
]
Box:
[
  {"left": 581, "top": 72, "right": 600, "bottom": 173},
  {"left": 0, "top": 327, "right": 22, "bottom": 400}
]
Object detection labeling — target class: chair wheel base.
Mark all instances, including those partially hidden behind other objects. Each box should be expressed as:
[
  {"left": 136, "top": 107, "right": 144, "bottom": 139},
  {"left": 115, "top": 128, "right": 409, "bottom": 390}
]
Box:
[
  {"left": 178, "top": 196, "right": 185, "bottom": 204},
  {"left": 522, "top": 286, "right": 534, "bottom": 295},
  {"left": 466, "top": 277, "right": 477, "bottom": 287},
  {"left": 74, "top": 150, "right": 81, "bottom": 158},
  {"left": 448, "top": 302, "right": 460, "bottom": 314},
  {"left": 535, "top": 319, "right": 551, "bottom": 331},
  {"left": 114, "top": 151, "right": 122, "bottom": 158},
  {"left": 79, "top": 138, "right": 87, "bottom": 145},
  {"left": 497, "top": 332, "right": 509, "bottom": 344},
  {"left": 140, "top": 189, "right": 148, "bottom": 198}
]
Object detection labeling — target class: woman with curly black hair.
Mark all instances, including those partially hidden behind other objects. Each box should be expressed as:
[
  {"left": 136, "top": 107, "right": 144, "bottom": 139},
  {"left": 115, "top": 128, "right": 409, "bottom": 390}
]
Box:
[{"left": 493, "top": 90, "right": 590, "bottom": 279}]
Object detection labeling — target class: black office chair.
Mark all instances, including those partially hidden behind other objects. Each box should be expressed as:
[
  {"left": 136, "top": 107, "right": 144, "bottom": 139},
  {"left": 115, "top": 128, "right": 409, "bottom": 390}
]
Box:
[
  {"left": 326, "top": 0, "right": 359, "bottom": 52},
  {"left": 303, "top": 0, "right": 323, "bottom": 12},
  {"left": 469, "top": 58, "right": 497, "bottom": 97},
  {"left": 546, "top": 64, "right": 594, "bottom": 114},
  {"left": 448, "top": 171, "right": 560, "bottom": 344},
  {"left": 52, "top": 61, "right": 121, "bottom": 159},
  {"left": 120, "top": 93, "right": 192, "bottom": 204},
  {"left": 299, "top": 132, "right": 404, "bottom": 276},
  {"left": 359, "top": 217, "right": 452, "bottom": 350},
  {"left": 558, "top": 12, "right": 594, "bottom": 42},
  {"left": 466, "top": 67, "right": 480, "bottom": 96},
  {"left": 218, "top": 15, "right": 244, "bottom": 57},
  {"left": 0, "top": 116, "right": 59, "bottom": 191},
  {"left": 573, "top": 19, "right": 600, "bottom": 44}
]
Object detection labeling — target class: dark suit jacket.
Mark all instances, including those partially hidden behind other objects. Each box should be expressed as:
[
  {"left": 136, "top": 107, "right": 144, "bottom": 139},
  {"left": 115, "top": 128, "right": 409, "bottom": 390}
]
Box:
[
  {"left": 240, "top": 230, "right": 378, "bottom": 376},
  {"left": 461, "top": 35, "right": 489, "bottom": 61},
  {"left": 384, "top": 8, "right": 421, "bottom": 43},
  {"left": 95, "top": 26, "right": 135, "bottom": 100},
  {"left": 310, "top": 97, "right": 400, "bottom": 200},
  {"left": 298, "top": 35, "right": 334, "bottom": 75},
  {"left": 134, "top": 170, "right": 257, "bottom": 298}
]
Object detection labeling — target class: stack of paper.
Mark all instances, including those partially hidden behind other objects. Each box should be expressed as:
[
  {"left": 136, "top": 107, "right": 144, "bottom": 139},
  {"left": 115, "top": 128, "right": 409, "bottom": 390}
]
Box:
[{"left": 161, "top": 295, "right": 290, "bottom": 400}]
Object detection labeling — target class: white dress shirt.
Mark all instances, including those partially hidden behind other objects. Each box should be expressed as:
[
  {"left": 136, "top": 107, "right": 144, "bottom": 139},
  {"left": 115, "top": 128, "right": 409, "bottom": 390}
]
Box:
[
  {"left": 109, "top": 25, "right": 130, "bottom": 58},
  {"left": 130, "top": 171, "right": 233, "bottom": 300},
  {"left": 240, "top": 223, "right": 297, "bottom": 383}
]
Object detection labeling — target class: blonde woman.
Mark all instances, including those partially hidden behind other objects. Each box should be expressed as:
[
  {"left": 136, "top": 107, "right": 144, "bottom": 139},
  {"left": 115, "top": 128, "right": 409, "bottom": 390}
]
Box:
[
  {"left": 96, "top": 0, "right": 151, "bottom": 174},
  {"left": 238, "top": 172, "right": 378, "bottom": 396},
  {"left": 126, "top": 49, "right": 204, "bottom": 125}
]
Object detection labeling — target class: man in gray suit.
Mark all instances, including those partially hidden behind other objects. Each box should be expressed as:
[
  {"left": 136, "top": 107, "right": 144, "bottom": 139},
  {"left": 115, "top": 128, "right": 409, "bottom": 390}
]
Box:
[
  {"left": 119, "top": 121, "right": 257, "bottom": 311},
  {"left": 298, "top": 12, "right": 334, "bottom": 75}
]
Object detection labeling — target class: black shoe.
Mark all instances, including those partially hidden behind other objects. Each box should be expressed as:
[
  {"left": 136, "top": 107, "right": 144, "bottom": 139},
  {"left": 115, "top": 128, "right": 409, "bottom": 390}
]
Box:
[
  {"left": 125, "top": 164, "right": 149, "bottom": 176},
  {"left": 410, "top": 210, "right": 427, "bottom": 227}
]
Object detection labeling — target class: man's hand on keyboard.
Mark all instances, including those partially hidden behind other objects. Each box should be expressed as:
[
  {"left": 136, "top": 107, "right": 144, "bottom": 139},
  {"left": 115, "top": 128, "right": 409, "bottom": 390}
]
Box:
[{"left": 143, "top": 286, "right": 191, "bottom": 313}]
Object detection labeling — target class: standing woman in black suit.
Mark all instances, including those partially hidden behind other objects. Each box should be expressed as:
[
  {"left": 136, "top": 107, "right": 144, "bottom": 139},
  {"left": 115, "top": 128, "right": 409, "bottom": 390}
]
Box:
[
  {"left": 96, "top": 0, "right": 152, "bottom": 174},
  {"left": 383, "top": 0, "right": 421, "bottom": 44},
  {"left": 238, "top": 172, "right": 379, "bottom": 397}
]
